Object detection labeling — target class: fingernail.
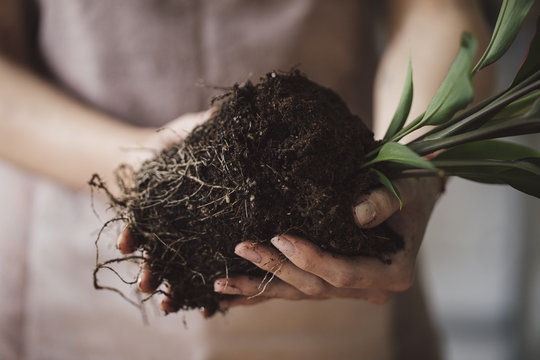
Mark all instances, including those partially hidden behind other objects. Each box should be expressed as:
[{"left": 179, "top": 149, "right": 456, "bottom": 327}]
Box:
[
  {"left": 208, "top": 106, "right": 219, "bottom": 117},
  {"left": 116, "top": 233, "right": 122, "bottom": 250},
  {"left": 354, "top": 201, "right": 376, "bottom": 226},
  {"left": 271, "top": 235, "right": 296, "bottom": 257},
  {"left": 137, "top": 274, "right": 144, "bottom": 291},
  {"left": 235, "top": 243, "right": 261, "bottom": 263},
  {"left": 214, "top": 280, "right": 241, "bottom": 294},
  {"left": 116, "top": 231, "right": 129, "bottom": 251}
]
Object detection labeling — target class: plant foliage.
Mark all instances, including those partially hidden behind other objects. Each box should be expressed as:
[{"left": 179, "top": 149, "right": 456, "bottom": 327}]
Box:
[{"left": 369, "top": 1, "right": 540, "bottom": 199}]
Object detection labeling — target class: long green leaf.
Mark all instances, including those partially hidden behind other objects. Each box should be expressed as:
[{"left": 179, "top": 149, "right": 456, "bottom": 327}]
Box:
[
  {"left": 422, "top": 76, "right": 540, "bottom": 140},
  {"left": 384, "top": 57, "right": 414, "bottom": 140},
  {"left": 419, "top": 70, "right": 540, "bottom": 141},
  {"left": 362, "top": 142, "right": 436, "bottom": 170},
  {"left": 512, "top": 16, "right": 540, "bottom": 86},
  {"left": 473, "top": 0, "right": 535, "bottom": 74},
  {"left": 491, "top": 90, "right": 540, "bottom": 121},
  {"left": 434, "top": 139, "right": 540, "bottom": 161},
  {"left": 433, "top": 140, "right": 540, "bottom": 192},
  {"left": 432, "top": 158, "right": 540, "bottom": 199},
  {"left": 411, "top": 100, "right": 540, "bottom": 156},
  {"left": 421, "top": 33, "right": 477, "bottom": 126},
  {"left": 372, "top": 169, "right": 403, "bottom": 209}
]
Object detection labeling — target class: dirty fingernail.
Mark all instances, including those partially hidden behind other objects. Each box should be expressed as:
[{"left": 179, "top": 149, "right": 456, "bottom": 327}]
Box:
[
  {"left": 271, "top": 235, "right": 296, "bottom": 257},
  {"left": 354, "top": 201, "right": 376, "bottom": 226},
  {"left": 235, "top": 243, "right": 261, "bottom": 264},
  {"left": 214, "top": 279, "right": 241, "bottom": 294}
]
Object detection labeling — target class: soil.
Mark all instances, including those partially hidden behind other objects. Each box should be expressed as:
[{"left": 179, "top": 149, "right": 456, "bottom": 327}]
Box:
[{"left": 92, "top": 70, "right": 403, "bottom": 315}]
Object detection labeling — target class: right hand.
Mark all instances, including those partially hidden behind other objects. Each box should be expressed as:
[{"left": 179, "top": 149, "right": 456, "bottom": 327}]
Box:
[{"left": 213, "top": 176, "right": 443, "bottom": 309}]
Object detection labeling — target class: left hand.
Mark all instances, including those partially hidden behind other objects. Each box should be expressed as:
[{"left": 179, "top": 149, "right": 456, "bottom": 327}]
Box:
[
  {"left": 116, "top": 109, "right": 217, "bottom": 314},
  {"left": 213, "top": 176, "right": 443, "bottom": 309}
]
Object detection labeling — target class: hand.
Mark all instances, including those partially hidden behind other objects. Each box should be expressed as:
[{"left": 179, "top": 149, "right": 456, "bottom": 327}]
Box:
[
  {"left": 121, "top": 109, "right": 216, "bottom": 174},
  {"left": 213, "top": 176, "right": 443, "bottom": 309},
  {"left": 116, "top": 109, "right": 216, "bottom": 314}
]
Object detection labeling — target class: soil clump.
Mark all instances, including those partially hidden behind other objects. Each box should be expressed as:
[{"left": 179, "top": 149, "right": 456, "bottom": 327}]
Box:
[{"left": 93, "top": 71, "right": 403, "bottom": 315}]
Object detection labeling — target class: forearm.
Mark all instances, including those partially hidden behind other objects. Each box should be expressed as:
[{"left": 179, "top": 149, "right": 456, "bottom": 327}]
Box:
[
  {"left": 373, "top": 0, "right": 494, "bottom": 139},
  {"left": 0, "top": 57, "right": 150, "bottom": 190}
]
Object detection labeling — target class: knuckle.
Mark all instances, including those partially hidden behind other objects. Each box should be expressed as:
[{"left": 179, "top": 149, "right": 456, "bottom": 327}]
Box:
[
  {"left": 373, "top": 189, "right": 398, "bottom": 213},
  {"left": 289, "top": 291, "right": 307, "bottom": 300},
  {"left": 328, "top": 272, "right": 356, "bottom": 289},
  {"left": 389, "top": 270, "right": 415, "bottom": 292},
  {"left": 299, "top": 279, "right": 327, "bottom": 297},
  {"left": 294, "top": 256, "right": 316, "bottom": 273}
]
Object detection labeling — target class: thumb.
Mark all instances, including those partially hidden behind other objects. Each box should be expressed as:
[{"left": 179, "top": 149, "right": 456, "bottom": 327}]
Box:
[
  {"left": 353, "top": 178, "right": 415, "bottom": 228},
  {"left": 159, "top": 107, "right": 218, "bottom": 146}
]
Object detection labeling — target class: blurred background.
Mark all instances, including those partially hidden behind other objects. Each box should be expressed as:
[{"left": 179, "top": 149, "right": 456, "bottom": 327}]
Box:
[
  {"left": 1, "top": 1, "right": 539, "bottom": 359},
  {"left": 420, "top": 5, "right": 540, "bottom": 359}
]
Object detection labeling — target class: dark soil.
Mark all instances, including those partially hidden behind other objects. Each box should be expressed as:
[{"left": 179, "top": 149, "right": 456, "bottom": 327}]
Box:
[{"left": 92, "top": 71, "right": 403, "bottom": 315}]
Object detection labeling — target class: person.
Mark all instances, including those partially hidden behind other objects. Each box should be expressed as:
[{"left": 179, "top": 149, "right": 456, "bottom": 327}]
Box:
[{"left": 0, "top": 0, "right": 492, "bottom": 359}]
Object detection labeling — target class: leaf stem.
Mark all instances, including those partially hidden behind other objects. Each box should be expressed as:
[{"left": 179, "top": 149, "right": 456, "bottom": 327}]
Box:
[{"left": 388, "top": 113, "right": 425, "bottom": 142}]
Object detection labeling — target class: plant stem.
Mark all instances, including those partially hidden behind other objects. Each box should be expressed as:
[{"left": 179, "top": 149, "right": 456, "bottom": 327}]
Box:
[
  {"left": 389, "top": 113, "right": 425, "bottom": 143},
  {"left": 391, "top": 169, "right": 441, "bottom": 179}
]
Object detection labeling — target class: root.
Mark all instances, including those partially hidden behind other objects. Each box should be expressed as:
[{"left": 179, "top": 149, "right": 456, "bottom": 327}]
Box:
[
  {"left": 88, "top": 174, "right": 125, "bottom": 206},
  {"left": 248, "top": 257, "right": 285, "bottom": 300},
  {"left": 93, "top": 255, "right": 144, "bottom": 308}
]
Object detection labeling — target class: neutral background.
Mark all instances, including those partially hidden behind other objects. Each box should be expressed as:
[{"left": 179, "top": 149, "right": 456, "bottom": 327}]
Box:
[{"left": 420, "top": 6, "right": 540, "bottom": 359}]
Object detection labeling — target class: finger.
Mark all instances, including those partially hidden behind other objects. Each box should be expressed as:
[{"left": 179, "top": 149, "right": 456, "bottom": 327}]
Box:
[
  {"left": 158, "top": 107, "right": 218, "bottom": 146},
  {"left": 138, "top": 258, "right": 160, "bottom": 293},
  {"left": 159, "top": 283, "right": 182, "bottom": 313},
  {"left": 117, "top": 228, "right": 138, "bottom": 254},
  {"left": 234, "top": 242, "right": 331, "bottom": 297},
  {"left": 218, "top": 295, "right": 271, "bottom": 310},
  {"left": 353, "top": 178, "right": 417, "bottom": 228},
  {"left": 160, "top": 294, "right": 181, "bottom": 313},
  {"left": 201, "top": 307, "right": 215, "bottom": 319},
  {"left": 214, "top": 276, "right": 392, "bottom": 305},
  {"left": 214, "top": 276, "right": 310, "bottom": 300},
  {"left": 272, "top": 234, "right": 415, "bottom": 292}
]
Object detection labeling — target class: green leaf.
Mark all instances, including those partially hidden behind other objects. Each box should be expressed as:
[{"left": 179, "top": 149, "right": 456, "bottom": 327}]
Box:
[
  {"left": 372, "top": 169, "right": 403, "bottom": 209},
  {"left": 421, "top": 33, "right": 477, "bottom": 126},
  {"left": 524, "top": 95, "right": 540, "bottom": 117},
  {"left": 362, "top": 142, "right": 436, "bottom": 170},
  {"left": 384, "top": 57, "right": 414, "bottom": 140},
  {"left": 422, "top": 76, "right": 540, "bottom": 140},
  {"left": 410, "top": 101, "right": 540, "bottom": 156},
  {"left": 492, "top": 90, "right": 540, "bottom": 121},
  {"left": 474, "top": 0, "right": 535, "bottom": 74},
  {"left": 432, "top": 140, "right": 540, "bottom": 199},
  {"left": 512, "top": 16, "right": 540, "bottom": 86},
  {"left": 432, "top": 158, "right": 540, "bottom": 199},
  {"left": 434, "top": 139, "right": 540, "bottom": 161}
]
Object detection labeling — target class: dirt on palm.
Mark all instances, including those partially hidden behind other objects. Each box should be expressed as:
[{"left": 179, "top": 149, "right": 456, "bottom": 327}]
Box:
[{"left": 92, "top": 71, "right": 403, "bottom": 315}]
